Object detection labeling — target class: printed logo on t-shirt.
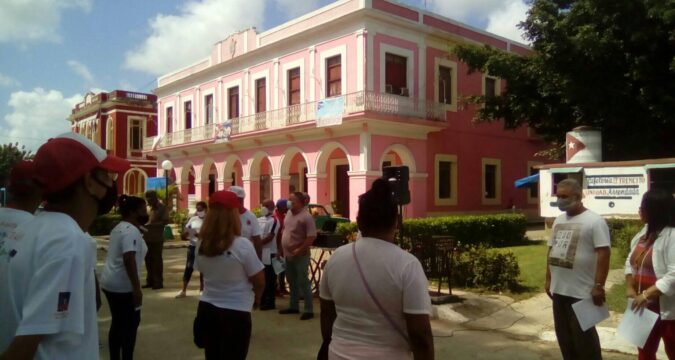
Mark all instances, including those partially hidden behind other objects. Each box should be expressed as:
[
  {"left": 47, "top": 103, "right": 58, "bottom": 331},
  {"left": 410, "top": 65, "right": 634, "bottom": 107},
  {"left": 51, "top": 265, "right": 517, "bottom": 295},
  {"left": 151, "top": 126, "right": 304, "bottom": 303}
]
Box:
[
  {"left": 549, "top": 223, "right": 581, "bottom": 269},
  {"left": 57, "top": 292, "right": 71, "bottom": 312}
]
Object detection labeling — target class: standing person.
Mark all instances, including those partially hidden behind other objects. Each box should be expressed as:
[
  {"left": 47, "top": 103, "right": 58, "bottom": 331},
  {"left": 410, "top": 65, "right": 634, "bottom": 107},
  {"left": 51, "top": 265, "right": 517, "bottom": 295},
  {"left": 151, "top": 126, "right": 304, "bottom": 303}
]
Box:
[
  {"left": 0, "top": 132, "right": 128, "bottom": 359},
  {"left": 318, "top": 179, "right": 434, "bottom": 360},
  {"left": 143, "top": 190, "right": 169, "bottom": 290},
  {"left": 624, "top": 189, "right": 675, "bottom": 359},
  {"left": 228, "top": 186, "right": 263, "bottom": 259},
  {"left": 176, "top": 201, "right": 207, "bottom": 298},
  {"left": 194, "top": 190, "right": 265, "bottom": 360},
  {"left": 274, "top": 198, "right": 289, "bottom": 295},
  {"left": 279, "top": 192, "right": 317, "bottom": 320},
  {"left": 258, "top": 199, "right": 279, "bottom": 310},
  {"left": 545, "top": 178, "right": 611, "bottom": 360},
  {"left": 0, "top": 160, "right": 42, "bottom": 229},
  {"left": 100, "top": 195, "right": 148, "bottom": 360}
]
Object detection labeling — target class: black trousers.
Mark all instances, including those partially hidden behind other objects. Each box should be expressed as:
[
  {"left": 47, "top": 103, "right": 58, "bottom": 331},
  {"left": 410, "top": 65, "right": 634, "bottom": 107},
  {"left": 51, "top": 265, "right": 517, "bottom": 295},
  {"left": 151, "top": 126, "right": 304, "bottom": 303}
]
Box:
[
  {"left": 183, "top": 245, "right": 196, "bottom": 283},
  {"left": 262, "top": 261, "right": 277, "bottom": 308},
  {"left": 144, "top": 240, "right": 163, "bottom": 287},
  {"left": 552, "top": 293, "right": 602, "bottom": 360},
  {"left": 103, "top": 290, "right": 141, "bottom": 360},
  {"left": 198, "top": 301, "right": 252, "bottom": 360}
]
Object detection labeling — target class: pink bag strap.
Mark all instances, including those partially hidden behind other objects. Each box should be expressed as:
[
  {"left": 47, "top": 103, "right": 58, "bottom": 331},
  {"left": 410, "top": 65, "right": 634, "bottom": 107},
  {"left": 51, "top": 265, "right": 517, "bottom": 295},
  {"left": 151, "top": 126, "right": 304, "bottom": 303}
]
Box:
[{"left": 351, "top": 242, "right": 410, "bottom": 345}]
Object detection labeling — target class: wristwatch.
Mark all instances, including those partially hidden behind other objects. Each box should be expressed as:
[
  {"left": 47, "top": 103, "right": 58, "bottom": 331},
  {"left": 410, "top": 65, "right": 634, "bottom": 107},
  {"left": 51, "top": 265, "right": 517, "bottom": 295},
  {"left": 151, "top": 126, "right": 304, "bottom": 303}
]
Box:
[{"left": 594, "top": 283, "right": 605, "bottom": 290}]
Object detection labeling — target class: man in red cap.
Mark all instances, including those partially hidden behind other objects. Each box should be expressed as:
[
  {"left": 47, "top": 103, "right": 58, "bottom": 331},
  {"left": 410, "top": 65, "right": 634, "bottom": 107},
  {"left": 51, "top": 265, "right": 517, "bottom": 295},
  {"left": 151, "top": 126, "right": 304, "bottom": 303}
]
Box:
[{"left": 0, "top": 132, "right": 129, "bottom": 359}]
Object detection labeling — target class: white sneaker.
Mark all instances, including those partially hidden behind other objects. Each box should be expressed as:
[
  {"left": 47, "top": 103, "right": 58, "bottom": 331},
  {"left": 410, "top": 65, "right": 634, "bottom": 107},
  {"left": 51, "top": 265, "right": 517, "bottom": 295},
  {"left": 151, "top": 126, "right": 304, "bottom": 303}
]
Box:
[{"left": 175, "top": 291, "right": 186, "bottom": 298}]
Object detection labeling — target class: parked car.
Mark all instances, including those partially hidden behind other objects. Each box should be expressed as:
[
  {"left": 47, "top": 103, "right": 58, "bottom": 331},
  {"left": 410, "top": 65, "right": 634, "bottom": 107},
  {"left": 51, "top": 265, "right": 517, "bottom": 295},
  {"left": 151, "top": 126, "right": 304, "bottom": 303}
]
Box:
[{"left": 308, "top": 203, "right": 349, "bottom": 232}]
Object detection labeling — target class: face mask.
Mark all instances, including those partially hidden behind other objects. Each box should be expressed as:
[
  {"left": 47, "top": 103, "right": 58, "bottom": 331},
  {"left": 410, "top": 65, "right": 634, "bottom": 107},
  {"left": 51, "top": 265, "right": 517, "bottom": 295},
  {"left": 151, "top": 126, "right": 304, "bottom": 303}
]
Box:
[
  {"left": 261, "top": 207, "right": 270, "bottom": 216},
  {"left": 197, "top": 211, "right": 206, "bottom": 218},
  {"left": 138, "top": 214, "right": 150, "bottom": 225},
  {"left": 556, "top": 197, "right": 575, "bottom": 212},
  {"left": 93, "top": 179, "right": 118, "bottom": 215},
  {"left": 286, "top": 200, "right": 293, "bottom": 209}
]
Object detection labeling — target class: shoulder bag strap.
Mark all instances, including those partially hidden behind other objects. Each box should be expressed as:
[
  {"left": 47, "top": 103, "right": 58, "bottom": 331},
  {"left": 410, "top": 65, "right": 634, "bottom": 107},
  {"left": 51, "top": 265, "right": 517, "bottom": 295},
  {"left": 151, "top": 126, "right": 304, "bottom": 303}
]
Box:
[{"left": 351, "top": 242, "right": 410, "bottom": 345}]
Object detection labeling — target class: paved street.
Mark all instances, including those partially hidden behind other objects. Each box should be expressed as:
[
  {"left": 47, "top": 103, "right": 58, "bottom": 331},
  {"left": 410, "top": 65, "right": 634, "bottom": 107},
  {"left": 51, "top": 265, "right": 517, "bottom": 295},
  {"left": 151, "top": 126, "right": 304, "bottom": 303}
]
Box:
[{"left": 96, "top": 247, "right": 632, "bottom": 359}]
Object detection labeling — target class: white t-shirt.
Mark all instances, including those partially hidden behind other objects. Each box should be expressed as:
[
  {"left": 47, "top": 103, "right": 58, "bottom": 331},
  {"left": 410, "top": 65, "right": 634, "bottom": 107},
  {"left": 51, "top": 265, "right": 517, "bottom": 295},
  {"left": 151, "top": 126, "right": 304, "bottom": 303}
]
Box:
[
  {"left": 258, "top": 214, "right": 279, "bottom": 265},
  {"left": 184, "top": 215, "right": 204, "bottom": 246},
  {"left": 195, "top": 236, "right": 264, "bottom": 312},
  {"left": 0, "top": 211, "right": 99, "bottom": 359},
  {"left": 548, "top": 209, "right": 611, "bottom": 299},
  {"left": 100, "top": 221, "right": 148, "bottom": 293},
  {"left": 240, "top": 210, "right": 262, "bottom": 242},
  {"left": 319, "top": 237, "right": 431, "bottom": 353}
]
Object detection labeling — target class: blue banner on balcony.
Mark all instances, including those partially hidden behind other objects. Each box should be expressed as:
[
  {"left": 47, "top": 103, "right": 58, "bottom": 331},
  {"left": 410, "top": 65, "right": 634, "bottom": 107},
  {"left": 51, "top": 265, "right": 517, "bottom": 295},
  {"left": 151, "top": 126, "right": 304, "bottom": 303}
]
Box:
[
  {"left": 316, "top": 97, "right": 344, "bottom": 127},
  {"left": 147, "top": 177, "right": 167, "bottom": 191},
  {"left": 214, "top": 120, "right": 232, "bottom": 143}
]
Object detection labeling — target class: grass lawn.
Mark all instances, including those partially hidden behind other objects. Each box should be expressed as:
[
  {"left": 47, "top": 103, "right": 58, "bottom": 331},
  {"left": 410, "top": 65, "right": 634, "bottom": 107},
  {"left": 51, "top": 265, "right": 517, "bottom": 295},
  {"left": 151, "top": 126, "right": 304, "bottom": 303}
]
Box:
[{"left": 493, "top": 241, "right": 628, "bottom": 303}]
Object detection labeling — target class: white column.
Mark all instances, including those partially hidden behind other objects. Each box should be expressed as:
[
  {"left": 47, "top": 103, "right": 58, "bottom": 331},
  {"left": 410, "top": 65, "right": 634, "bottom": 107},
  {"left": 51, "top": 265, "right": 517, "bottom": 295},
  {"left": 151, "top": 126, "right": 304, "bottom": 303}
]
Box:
[
  {"left": 273, "top": 58, "right": 280, "bottom": 110},
  {"left": 359, "top": 131, "right": 371, "bottom": 171},
  {"left": 356, "top": 30, "right": 365, "bottom": 92},
  {"left": 309, "top": 46, "right": 316, "bottom": 102},
  {"left": 418, "top": 42, "right": 426, "bottom": 100}
]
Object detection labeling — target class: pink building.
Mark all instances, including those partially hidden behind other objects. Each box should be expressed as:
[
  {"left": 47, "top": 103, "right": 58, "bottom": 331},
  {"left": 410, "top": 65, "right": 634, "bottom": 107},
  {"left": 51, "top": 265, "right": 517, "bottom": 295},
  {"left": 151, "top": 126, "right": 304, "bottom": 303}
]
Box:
[
  {"left": 144, "top": 0, "right": 546, "bottom": 220},
  {"left": 71, "top": 90, "right": 158, "bottom": 195}
]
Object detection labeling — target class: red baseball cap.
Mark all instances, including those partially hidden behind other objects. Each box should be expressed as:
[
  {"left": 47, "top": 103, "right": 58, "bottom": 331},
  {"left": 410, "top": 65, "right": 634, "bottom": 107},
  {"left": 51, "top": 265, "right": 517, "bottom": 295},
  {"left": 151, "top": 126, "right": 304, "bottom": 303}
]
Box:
[
  {"left": 34, "top": 132, "right": 130, "bottom": 194},
  {"left": 8, "top": 160, "right": 37, "bottom": 194},
  {"left": 209, "top": 190, "right": 239, "bottom": 209}
]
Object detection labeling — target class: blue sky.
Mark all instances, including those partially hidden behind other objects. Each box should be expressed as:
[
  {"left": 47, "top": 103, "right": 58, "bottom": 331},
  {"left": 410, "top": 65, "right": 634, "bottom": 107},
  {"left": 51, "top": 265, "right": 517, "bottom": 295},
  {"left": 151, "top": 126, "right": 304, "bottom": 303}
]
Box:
[{"left": 0, "top": 0, "right": 529, "bottom": 151}]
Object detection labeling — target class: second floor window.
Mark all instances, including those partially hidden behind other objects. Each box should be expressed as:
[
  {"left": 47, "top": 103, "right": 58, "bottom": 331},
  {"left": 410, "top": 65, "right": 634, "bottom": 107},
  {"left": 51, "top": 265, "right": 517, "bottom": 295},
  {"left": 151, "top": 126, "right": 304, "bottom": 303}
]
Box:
[
  {"left": 184, "top": 101, "right": 192, "bottom": 129},
  {"left": 166, "top": 107, "right": 173, "bottom": 133},
  {"left": 256, "top": 78, "right": 266, "bottom": 113},
  {"left": 485, "top": 77, "right": 497, "bottom": 98},
  {"left": 228, "top": 86, "right": 239, "bottom": 119},
  {"left": 288, "top": 68, "right": 301, "bottom": 105},
  {"left": 204, "top": 94, "right": 213, "bottom": 125},
  {"left": 385, "top": 53, "right": 408, "bottom": 96},
  {"left": 439, "top": 66, "right": 452, "bottom": 104},
  {"left": 129, "top": 119, "right": 143, "bottom": 151},
  {"left": 326, "top": 55, "right": 341, "bottom": 97}
]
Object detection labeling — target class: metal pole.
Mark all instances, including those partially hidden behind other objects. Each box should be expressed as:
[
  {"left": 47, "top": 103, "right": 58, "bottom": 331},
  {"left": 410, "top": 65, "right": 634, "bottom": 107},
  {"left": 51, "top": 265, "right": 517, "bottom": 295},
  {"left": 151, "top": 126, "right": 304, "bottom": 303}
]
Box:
[{"left": 164, "top": 171, "right": 169, "bottom": 205}]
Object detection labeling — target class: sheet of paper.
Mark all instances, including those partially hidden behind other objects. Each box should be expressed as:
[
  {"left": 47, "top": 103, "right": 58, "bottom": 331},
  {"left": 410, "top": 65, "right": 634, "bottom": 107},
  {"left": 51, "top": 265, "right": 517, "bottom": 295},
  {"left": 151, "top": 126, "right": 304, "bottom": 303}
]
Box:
[
  {"left": 572, "top": 297, "right": 610, "bottom": 331},
  {"left": 617, "top": 299, "right": 659, "bottom": 348},
  {"left": 262, "top": 248, "right": 272, "bottom": 265},
  {"left": 272, "top": 257, "right": 286, "bottom": 275}
]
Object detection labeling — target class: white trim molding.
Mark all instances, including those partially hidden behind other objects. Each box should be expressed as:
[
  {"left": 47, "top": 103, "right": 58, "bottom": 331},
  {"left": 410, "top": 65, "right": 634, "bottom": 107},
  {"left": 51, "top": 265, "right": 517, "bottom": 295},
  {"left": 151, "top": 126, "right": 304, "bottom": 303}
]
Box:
[
  {"left": 434, "top": 154, "right": 458, "bottom": 206},
  {"left": 379, "top": 43, "right": 415, "bottom": 97},
  {"left": 434, "top": 57, "right": 458, "bottom": 112}
]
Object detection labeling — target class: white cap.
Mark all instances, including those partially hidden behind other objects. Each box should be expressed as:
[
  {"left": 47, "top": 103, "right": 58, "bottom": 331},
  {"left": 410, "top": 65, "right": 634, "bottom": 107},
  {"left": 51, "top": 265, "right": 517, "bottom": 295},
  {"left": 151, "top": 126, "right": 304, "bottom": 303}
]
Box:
[{"left": 229, "top": 186, "right": 246, "bottom": 199}]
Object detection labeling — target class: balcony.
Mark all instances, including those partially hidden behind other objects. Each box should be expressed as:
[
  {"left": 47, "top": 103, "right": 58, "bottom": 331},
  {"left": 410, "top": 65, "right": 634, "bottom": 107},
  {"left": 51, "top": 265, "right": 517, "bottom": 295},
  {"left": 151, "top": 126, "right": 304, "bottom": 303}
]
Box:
[{"left": 144, "top": 90, "right": 446, "bottom": 151}]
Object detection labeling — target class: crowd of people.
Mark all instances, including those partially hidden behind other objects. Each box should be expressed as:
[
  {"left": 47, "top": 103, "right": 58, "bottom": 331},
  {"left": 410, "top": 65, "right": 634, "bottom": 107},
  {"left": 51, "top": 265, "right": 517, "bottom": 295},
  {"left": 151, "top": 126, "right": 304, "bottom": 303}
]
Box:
[{"left": 0, "top": 132, "right": 673, "bottom": 360}]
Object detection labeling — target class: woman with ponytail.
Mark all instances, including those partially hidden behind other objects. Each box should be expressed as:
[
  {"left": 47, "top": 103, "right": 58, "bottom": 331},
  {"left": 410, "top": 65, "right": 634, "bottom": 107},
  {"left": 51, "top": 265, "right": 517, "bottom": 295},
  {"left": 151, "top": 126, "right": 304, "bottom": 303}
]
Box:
[
  {"left": 100, "top": 195, "right": 149, "bottom": 360},
  {"left": 624, "top": 189, "right": 675, "bottom": 359},
  {"left": 318, "top": 179, "right": 434, "bottom": 360}
]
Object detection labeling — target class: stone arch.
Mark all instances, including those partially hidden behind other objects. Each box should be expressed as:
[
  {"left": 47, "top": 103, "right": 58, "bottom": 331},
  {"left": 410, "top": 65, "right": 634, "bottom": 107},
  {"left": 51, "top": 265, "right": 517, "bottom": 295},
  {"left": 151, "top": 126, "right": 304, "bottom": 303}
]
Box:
[
  {"left": 279, "top": 146, "right": 311, "bottom": 177},
  {"left": 122, "top": 167, "right": 148, "bottom": 196},
  {"left": 377, "top": 143, "right": 417, "bottom": 173},
  {"left": 247, "top": 151, "right": 273, "bottom": 179},
  {"left": 223, "top": 154, "right": 245, "bottom": 186},
  {"left": 314, "top": 141, "right": 353, "bottom": 174},
  {"left": 200, "top": 157, "right": 218, "bottom": 183}
]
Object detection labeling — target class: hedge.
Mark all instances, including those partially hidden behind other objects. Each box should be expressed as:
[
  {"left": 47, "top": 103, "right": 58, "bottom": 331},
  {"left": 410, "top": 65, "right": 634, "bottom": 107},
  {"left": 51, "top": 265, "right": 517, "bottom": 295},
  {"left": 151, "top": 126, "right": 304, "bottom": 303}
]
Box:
[
  {"left": 606, "top": 218, "right": 643, "bottom": 260},
  {"left": 89, "top": 213, "right": 122, "bottom": 236},
  {"left": 336, "top": 213, "right": 527, "bottom": 248}
]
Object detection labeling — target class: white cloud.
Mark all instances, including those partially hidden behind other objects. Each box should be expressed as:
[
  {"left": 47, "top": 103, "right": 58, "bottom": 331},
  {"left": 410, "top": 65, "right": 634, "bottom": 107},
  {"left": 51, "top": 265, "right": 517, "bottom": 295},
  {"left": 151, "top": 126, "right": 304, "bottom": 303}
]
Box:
[
  {"left": 118, "top": 79, "right": 138, "bottom": 92},
  {"left": 67, "top": 60, "right": 96, "bottom": 88},
  {"left": 0, "top": 73, "right": 20, "bottom": 87},
  {"left": 1, "top": 88, "right": 79, "bottom": 151},
  {"left": 274, "top": 0, "right": 320, "bottom": 19},
  {"left": 485, "top": 0, "right": 529, "bottom": 43},
  {"left": 0, "top": 0, "right": 92, "bottom": 43},
  {"left": 427, "top": 0, "right": 530, "bottom": 44},
  {"left": 124, "top": 0, "right": 266, "bottom": 76}
]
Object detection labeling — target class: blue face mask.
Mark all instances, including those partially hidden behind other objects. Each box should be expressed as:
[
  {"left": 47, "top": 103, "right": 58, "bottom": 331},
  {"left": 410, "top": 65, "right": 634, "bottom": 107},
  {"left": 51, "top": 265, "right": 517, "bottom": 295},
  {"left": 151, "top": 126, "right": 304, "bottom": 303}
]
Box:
[
  {"left": 557, "top": 197, "right": 575, "bottom": 211},
  {"left": 287, "top": 200, "right": 293, "bottom": 209}
]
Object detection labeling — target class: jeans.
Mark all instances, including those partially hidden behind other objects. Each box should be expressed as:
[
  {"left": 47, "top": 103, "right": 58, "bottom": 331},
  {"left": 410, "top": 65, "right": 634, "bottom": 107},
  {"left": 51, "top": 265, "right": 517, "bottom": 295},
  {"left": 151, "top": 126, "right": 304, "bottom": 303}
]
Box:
[
  {"left": 552, "top": 293, "right": 602, "bottom": 360},
  {"left": 261, "top": 256, "right": 277, "bottom": 308},
  {"left": 103, "top": 290, "right": 141, "bottom": 360},
  {"left": 198, "top": 301, "right": 251, "bottom": 360},
  {"left": 183, "top": 245, "right": 196, "bottom": 283},
  {"left": 286, "top": 255, "right": 313, "bottom": 313}
]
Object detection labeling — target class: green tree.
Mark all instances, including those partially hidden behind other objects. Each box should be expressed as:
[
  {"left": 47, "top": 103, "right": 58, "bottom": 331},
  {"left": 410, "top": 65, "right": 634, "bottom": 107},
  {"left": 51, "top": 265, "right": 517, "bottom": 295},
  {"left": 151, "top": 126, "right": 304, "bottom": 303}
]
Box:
[
  {"left": 0, "top": 142, "right": 34, "bottom": 187},
  {"left": 454, "top": 0, "right": 675, "bottom": 160}
]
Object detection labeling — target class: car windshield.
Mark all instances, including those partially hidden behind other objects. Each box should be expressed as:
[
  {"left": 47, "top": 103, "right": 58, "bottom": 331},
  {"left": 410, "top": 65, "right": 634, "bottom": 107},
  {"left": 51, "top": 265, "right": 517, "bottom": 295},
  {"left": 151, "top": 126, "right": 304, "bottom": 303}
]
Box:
[{"left": 309, "top": 205, "right": 329, "bottom": 217}]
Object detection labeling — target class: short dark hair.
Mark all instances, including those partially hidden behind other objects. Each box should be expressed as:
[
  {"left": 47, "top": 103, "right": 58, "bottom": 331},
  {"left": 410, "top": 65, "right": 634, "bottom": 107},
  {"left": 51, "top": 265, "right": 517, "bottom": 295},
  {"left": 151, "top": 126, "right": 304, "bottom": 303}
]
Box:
[
  {"left": 145, "top": 190, "right": 158, "bottom": 199},
  {"left": 196, "top": 201, "right": 208, "bottom": 210},
  {"left": 292, "top": 191, "right": 307, "bottom": 205},
  {"left": 356, "top": 179, "right": 397, "bottom": 236},
  {"left": 118, "top": 195, "right": 146, "bottom": 217}
]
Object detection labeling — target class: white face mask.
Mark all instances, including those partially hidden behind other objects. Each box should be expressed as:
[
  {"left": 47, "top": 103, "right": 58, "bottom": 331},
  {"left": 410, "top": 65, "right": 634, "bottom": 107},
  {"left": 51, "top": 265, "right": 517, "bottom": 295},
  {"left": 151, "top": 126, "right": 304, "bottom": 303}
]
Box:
[
  {"left": 287, "top": 200, "right": 293, "bottom": 209},
  {"left": 261, "top": 207, "right": 270, "bottom": 216},
  {"left": 197, "top": 210, "right": 206, "bottom": 218}
]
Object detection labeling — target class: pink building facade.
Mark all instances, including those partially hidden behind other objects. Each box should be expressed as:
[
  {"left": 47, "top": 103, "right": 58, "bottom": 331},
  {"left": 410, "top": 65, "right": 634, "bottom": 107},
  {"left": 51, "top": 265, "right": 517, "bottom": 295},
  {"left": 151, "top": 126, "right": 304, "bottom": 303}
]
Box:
[{"left": 145, "top": 0, "right": 546, "bottom": 220}]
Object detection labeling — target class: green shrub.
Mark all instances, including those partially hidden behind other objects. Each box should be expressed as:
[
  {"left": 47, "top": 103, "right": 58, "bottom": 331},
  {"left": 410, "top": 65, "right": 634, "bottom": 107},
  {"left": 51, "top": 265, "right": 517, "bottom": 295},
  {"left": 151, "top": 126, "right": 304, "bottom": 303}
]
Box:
[
  {"left": 336, "top": 222, "right": 358, "bottom": 239},
  {"left": 451, "top": 245, "right": 520, "bottom": 291},
  {"left": 607, "top": 219, "right": 643, "bottom": 259},
  {"left": 90, "top": 213, "right": 122, "bottom": 236},
  {"left": 170, "top": 208, "right": 190, "bottom": 229}
]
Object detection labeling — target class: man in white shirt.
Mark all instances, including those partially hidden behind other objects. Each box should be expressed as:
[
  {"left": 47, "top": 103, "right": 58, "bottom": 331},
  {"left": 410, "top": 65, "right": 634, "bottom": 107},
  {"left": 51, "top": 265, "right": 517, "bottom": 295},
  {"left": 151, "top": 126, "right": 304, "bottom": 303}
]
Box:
[
  {"left": 545, "top": 178, "right": 610, "bottom": 360},
  {"left": 0, "top": 132, "right": 129, "bottom": 359},
  {"left": 258, "top": 199, "right": 280, "bottom": 310},
  {"left": 229, "top": 186, "right": 262, "bottom": 259}
]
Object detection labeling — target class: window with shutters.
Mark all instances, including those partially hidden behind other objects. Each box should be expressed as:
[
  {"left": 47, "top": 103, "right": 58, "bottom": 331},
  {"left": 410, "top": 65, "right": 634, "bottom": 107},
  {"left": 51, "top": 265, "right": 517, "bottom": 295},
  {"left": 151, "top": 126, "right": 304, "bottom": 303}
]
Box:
[
  {"left": 434, "top": 154, "right": 458, "bottom": 206},
  {"left": 288, "top": 68, "right": 301, "bottom": 105},
  {"left": 228, "top": 87, "right": 239, "bottom": 119},
  {"left": 204, "top": 94, "right": 213, "bottom": 125},
  {"left": 438, "top": 66, "right": 452, "bottom": 104},
  {"left": 184, "top": 101, "right": 192, "bottom": 129},
  {"left": 256, "top": 78, "right": 266, "bottom": 113},
  {"left": 326, "top": 56, "right": 341, "bottom": 97},
  {"left": 166, "top": 106, "right": 173, "bottom": 133},
  {"left": 385, "top": 53, "right": 408, "bottom": 96},
  {"left": 129, "top": 118, "right": 143, "bottom": 151}
]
